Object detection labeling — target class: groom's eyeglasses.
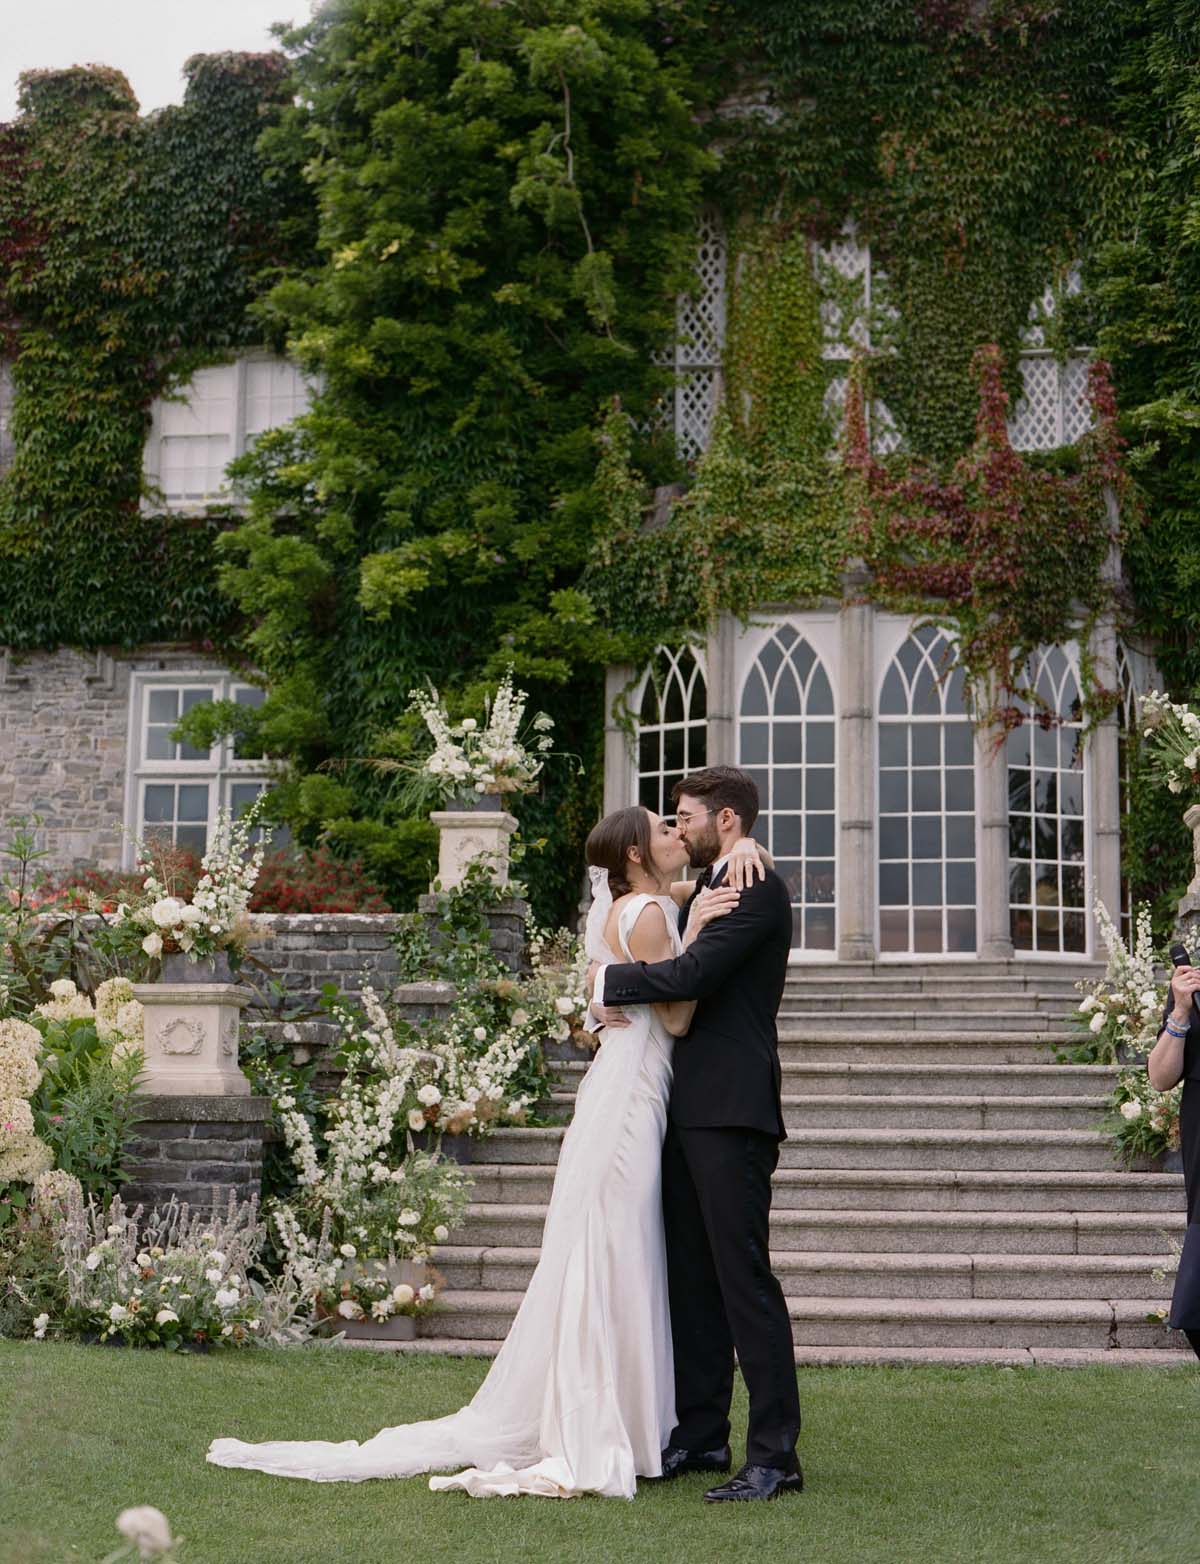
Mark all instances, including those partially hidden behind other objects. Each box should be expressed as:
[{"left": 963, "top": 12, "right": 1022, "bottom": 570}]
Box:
[{"left": 673, "top": 808, "right": 716, "bottom": 826}]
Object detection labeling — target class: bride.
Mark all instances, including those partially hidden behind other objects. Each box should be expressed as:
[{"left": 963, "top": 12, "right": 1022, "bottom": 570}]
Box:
[{"left": 207, "top": 804, "right": 759, "bottom": 1499}]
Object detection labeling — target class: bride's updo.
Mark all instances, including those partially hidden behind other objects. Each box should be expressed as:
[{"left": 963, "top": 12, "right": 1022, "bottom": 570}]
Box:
[{"left": 585, "top": 806, "right": 653, "bottom": 898}]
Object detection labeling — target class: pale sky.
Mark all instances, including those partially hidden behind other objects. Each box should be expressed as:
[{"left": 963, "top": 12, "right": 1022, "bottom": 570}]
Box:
[{"left": 0, "top": 0, "right": 317, "bottom": 121}]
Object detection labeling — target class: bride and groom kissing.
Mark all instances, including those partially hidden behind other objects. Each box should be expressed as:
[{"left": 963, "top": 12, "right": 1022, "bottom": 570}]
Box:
[{"left": 208, "top": 765, "right": 803, "bottom": 1503}]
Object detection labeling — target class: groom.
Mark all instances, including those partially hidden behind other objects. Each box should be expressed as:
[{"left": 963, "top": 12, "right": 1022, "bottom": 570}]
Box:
[{"left": 591, "top": 766, "right": 802, "bottom": 1502}]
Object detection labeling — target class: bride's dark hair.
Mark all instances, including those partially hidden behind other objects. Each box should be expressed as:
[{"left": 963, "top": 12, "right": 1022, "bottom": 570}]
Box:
[{"left": 585, "top": 806, "right": 654, "bottom": 898}]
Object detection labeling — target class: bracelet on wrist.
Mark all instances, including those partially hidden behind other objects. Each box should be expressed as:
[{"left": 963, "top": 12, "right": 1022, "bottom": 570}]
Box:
[{"left": 1164, "top": 1019, "right": 1190, "bottom": 1038}]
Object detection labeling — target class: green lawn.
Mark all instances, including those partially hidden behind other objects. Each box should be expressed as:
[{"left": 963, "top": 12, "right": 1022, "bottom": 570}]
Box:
[{"left": 1, "top": 1344, "right": 1198, "bottom": 1564}]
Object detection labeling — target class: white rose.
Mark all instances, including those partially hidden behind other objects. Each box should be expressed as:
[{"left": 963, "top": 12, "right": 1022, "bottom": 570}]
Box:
[
  {"left": 214, "top": 1286, "right": 240, "bottom": 1309},
  {"left": 208, "top": 1249, "right": 225, "bottom": 1266},
  {"left": 1089, "top": 1012, "right": 1105, "bottom": 1033},
  {"left": 85, "top": 1251, "right": 102, "bottom": 1271},
  {"left": 408, "top": 1109, "right": 427, "bottom": 1132},
  {"left": 460, "top": 718, "right": 477, "bottom": 731},
  {"left": 473, "top": 1026, "right": 487, "bottom": 1042},
  {"left": 1120, "top": 1100, "right": 1143, "bottom": 1120},
  {"left": 391, "top": 1283, "right": 415, "bottom": 1306},
  {"left": 511, "top": 1008, "right": 529, "bottom": 1027},
  {"left": 1077, "top": 996, "right": 1097, "bottom": 1013},
  {"left": 151, "top": 897, "right": 185, "bottom": 928},
  {"left": 32, "top": 1312, "right": 49, "bottom": 1338},
  {"left": 339, "top": 1243, "right": 357, "bottom": 1259},
  {"left": 204, "top": 1267, "right": 223, "bottom": 1285},
  {"left": 554, "top": 997, "right": 575, "bottom": 1016},
  {"left": 418, "top": 1283, "right": 435, "bottom": 1302},
  {"left": 417, "top": 1084, "right": 442, "bottom": 1107},
  {"left": 48, "top": 978, "right": 77, "bottom": 1001},
  {"left": 398, "top": 1209, "right": 419, "bottom": 1227},
  {"left": 433, "top": 1224, "right": 449, "bottom": 1243},
  {"left": 336, "top": 1299, "right": 361, "bottom": 1319},
  {"left": 141, "top": 932, "right": 163, "bottom": 958},
  {"left": 116, "top": 1506, "right": 174, "bottom": 1558},
  {"left": 107, "top": 1303, "right": 130, "bottom": 1323},
  {"left": 155, "top": 1308, "right": 179, "bottom": 1325},
  {"left": 179, "top": 904, "right": 205, "bottom": 926}
]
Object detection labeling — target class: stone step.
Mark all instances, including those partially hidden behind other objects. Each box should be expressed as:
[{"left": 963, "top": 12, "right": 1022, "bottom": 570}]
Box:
[
  {"left": 544, "top": 1089, "right": 1108, "bottom": 1132},
  {"left": 449, "top": 1203, "right": 1185, "bottom": 1257},
  {"left": 476, "top": 1125, "right": 1122, "bottom": 1172},
  {"left": 778, "top": 1011, "right": 1073, "bottom": 1033},
  {"left": 774, "top": 1034, "right": 1063, "bottom": 1065},
  {"left": 780, "top": 960, "right": 1104, "bottom": 982},
  {"left": 780, "top": 991, "right": 1076, "bottom": 1014},
  {"left": 373, "top": 1338, "right": 1190, "bottom": 1367},
  {"left": 462, "top": 1162, "right": 1184, "bottom": 1213},
  {"left": 432, "top": 1244, "right": 1176, "bottom": 1302},
  {"left": 783, "top": 975, "right": 1085, "bottom": 996},
  {"left": 550, "top": 1060, "right": 1118, "bottom": 1100},
  {"left": 422, "top": 1291, "right": 1180, "bottom": 1351}
]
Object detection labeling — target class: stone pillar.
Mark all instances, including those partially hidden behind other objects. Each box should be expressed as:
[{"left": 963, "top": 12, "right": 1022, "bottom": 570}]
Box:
[
  {"left": 429, "top": 808, "right": 518, "bottom": 890},
  {"left": 415, "top": 894, "right": 530, "bottom": 975},
  {"left": 837, "top": 561, "right": 876, "bottom": 961},
  {"left": 976, "top": 716, "right": 1015, "bottom": 961},
  {"left": 705, "top": 613, "right": 737, "bottom": 767},
  {"left": 603, "top": 663, "right": 637, "bottom": 815},
  {"left": 1088, "top": 489, "right": 1124, "bottom": 950},
  {"left": 121, "top": 1094, "right": 271, "bottom": 1215}
]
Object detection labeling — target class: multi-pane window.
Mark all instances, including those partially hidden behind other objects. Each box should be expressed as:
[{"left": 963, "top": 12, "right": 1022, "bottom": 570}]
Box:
[
  {"left": 145, "top": 355, "right": 312, "bottom": 508},
  {"left": 636, "top": 646, "right": 707, "bottom": 818},
  {"left": 738, "top": 624, "right": 836, "bottom": 951},
  {"left": 1007, "top": 647, "right": 1088, "bottom": 954},
  {"left": 816, "top": 223, "right": 902, "bottom": 457},
  {"left": 877, "top": 628, "right": 977, "bottom": 955},
  {"left": 1009, "top": 271, "right": 1091, "bottom": 451},
  {"left": 669, "top": 212, "right": 726, "bottom": 462},
  {"left": 127, "top": 674, "right": 276, "bottom": 863}
]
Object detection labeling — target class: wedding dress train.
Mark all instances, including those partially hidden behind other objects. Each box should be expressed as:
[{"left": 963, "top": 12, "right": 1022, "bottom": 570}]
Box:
[{"left": 206, "top": 892, "right": 678, "bottom": 1498}]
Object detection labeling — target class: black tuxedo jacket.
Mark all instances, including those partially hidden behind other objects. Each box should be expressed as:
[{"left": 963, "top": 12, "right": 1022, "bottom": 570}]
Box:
[{"left": 602, "top": 867, "right": 792, "bottom": 1139}]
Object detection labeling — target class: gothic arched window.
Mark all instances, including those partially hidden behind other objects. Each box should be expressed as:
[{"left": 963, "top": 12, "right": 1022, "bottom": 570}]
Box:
[
  {"left": 877, "top": 627, "right": 977, "bottom": 954},
  {"left": 738, "top": 624, "right": 836, "bottom": 950},
  {"left": 635, "top": 646, "right": 707, "bottom": 818}
]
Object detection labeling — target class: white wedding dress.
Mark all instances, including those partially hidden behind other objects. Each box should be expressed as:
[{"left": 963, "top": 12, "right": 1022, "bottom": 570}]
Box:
[{"left": 206, "top": 891, "right": 679, "bottom": 1499}]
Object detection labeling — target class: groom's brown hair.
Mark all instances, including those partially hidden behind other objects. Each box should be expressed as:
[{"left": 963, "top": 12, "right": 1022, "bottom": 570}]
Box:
[{"left": 672, "top": 767, "right": 760, "bottom": 833}]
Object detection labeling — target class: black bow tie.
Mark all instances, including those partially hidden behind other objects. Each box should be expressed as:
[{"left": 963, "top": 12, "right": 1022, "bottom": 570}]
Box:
[{"left": 695, "top": 865, "right": 715, "bottom": 890}]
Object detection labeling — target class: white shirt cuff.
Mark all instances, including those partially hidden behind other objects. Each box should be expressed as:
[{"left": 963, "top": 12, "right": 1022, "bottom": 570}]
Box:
[{"left": 587, "top": 963, "right": 610, "bottom": 1028}]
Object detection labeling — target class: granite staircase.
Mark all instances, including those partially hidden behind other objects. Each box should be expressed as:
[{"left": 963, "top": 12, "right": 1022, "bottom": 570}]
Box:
[{"left": 415, "top": 963, "right": 1190, "bottom": 1365}]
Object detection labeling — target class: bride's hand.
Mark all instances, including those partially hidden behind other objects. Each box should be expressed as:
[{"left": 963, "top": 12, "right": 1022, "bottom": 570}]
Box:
[
  {"left": 684, "top": 885, "right": 740, "bottom": 946},
  {"left": 725, "top": 838, "right": 769, "bottom": 891}
]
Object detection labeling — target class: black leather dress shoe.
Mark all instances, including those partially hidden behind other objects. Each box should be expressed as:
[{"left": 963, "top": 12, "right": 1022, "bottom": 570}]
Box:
[
  {"left": 703, "top": 1462, "right": 804, "bottom": 1502},
  {"left": 647, "top": 1444, "right": 732, "bottom": 1481}
]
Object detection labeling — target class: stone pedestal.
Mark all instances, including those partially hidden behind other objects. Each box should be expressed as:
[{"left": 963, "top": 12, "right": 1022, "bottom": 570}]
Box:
[
  {"left": 131, "top": 982, "right": 255, "bottom": 1096},
  {"left": 121, "top": 1094, "right": 271, "bottom": 1214},
  {"left": 430, "top": 809, "right": 518, "bottom": 891},
  {"left": 416, "top": 894, "right": 530, "bottom": 975}
]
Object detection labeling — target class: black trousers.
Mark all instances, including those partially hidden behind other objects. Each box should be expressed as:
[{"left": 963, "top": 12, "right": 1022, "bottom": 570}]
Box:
[{"left": 662, "top": 1120, "right": 801, "bottom": 1468}]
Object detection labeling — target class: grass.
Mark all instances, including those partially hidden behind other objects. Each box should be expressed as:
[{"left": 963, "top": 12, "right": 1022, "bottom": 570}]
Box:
[{"left": 2, "top": 1344, "right": 1198, "bottom": 1564}]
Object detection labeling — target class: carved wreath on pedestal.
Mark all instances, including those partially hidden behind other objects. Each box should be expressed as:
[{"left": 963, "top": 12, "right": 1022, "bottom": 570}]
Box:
[{"left": 159, "top": 1017, "right": 206, "bottom": 1056}]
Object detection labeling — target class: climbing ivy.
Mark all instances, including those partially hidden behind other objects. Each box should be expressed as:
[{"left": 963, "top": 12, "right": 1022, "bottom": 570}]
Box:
[{"left": 0, "top": 54, "right": 312, "bottom": 648}]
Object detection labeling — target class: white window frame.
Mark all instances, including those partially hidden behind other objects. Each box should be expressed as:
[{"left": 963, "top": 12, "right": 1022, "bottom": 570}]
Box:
[
  {"left": 144, "top": 351, "right": 312, "bottom": 511},
  {"left": 874, "top": 621, "right": 979, "bottom": 961},
  {"left": 123, "top": 671, "right": 274, "bottom": 867},
  {"left": 733, "top": 614, "right": 840, "bottom": 960},
  {"left": 632, "top": 645, "right": 709, "bottom": 820},
  {"left": 1005, "top": 643, "right": 1091, "bottom": 960}
]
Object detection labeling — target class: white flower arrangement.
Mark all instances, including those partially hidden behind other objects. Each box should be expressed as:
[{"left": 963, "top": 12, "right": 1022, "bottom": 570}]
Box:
[
  {"left": 51, "top": 1188, "right": 320, "bottom": 1349},
  {"left": 0, "top": 1013, "right": 51, "bottom": 1183},
  {"left": 1140, "top": 689, "right": 1200, "bottom": 797},
  {"left": 409, "top": 670, "right": 560, "bottom": 803},
  {"left": 117, "top": 796, "right": 269, "bottom": 968},
  {"left": 1071, "top": 896, "right": 1164, "bottom": 1063},
  {"left": 1106, "top": 1068, "right": 1183, "bottom": 1166}
]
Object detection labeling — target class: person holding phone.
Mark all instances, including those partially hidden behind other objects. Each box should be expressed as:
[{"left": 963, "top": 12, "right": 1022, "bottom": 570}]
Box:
[{"left": 1148, "top": 948, "right": 1200, "bottom": 1357}]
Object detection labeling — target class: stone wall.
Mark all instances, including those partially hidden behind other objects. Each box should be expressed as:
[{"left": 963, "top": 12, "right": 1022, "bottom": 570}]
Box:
[
  {"left": 0, "top": 643, "right": 228, "bottom": 870},
  {"left": 121, "top": 1094, "right": 271, "bottom": 1215},
  {"left": 242, "top": 903, "right": 531, "bottom": 1019}
]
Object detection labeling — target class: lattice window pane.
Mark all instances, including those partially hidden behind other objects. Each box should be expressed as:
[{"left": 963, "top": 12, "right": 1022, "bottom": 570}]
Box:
[
  {"left": 676, "top": 212, "right": 726, "bottom": 370},
  {"left": 676, "top": 370, "right": 719, "bottom": 463},
  {"left": 1061, "top": 357, "right": 1092, "bottom": 443},
  {"left": 1009, "top": 356, "right": 1060, "bottom": 451}
]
